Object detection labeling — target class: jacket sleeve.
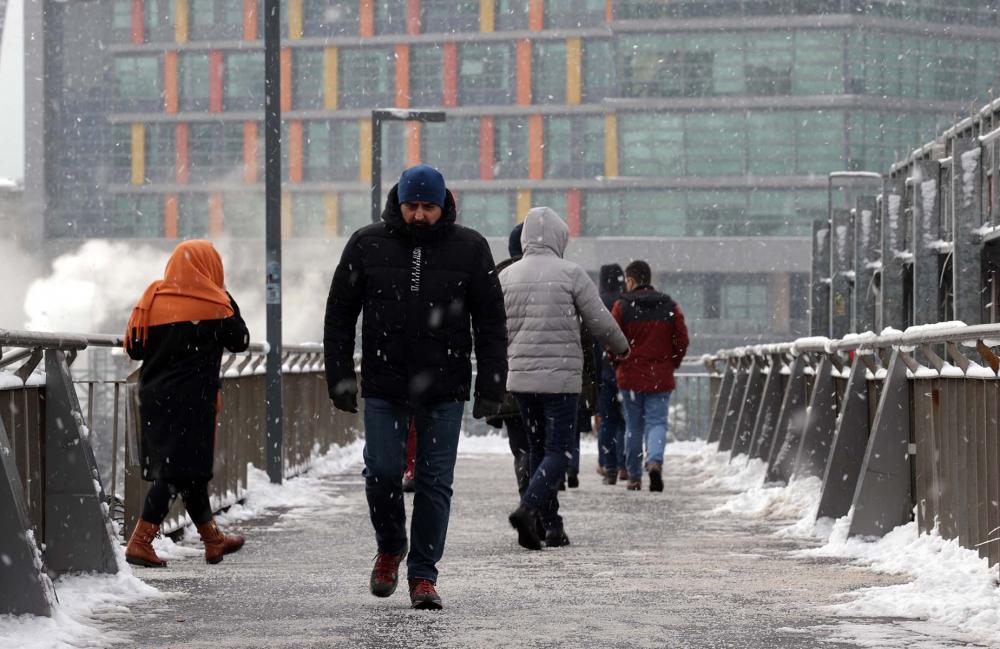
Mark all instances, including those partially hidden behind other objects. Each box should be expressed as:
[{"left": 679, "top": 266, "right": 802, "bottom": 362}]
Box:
[
  {"left": 218, "top": 293, "right": 251, "bottom": 353},
  {"left": 572, "top": 266, "right": 629, "bottom": 356},
  {"left": 468, "top": 239, "right": 508, "bottom": 402},
  {"left": 671, "top": 304, "right": 690, "bottom": 369},
  {"left": 324, "top": 233, "right": 366, "bottom": 397}
]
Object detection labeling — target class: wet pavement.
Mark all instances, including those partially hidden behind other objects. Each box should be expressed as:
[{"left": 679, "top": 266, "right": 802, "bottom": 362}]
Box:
[{"left": 111, "top": 446, "right": 943, "bottom": 648}]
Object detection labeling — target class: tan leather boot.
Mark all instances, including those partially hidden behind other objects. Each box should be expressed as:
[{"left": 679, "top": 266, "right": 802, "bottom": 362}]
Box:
[
  {"left": 125, "top": 518, "right": 167, "bottom": 568},
  {"left": 196, "top": 520, "right": 245, "bottom": 564}
]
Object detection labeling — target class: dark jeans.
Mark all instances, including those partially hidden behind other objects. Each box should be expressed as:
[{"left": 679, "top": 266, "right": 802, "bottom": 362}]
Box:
[
  {"left": 513, "top": 392, "right": 579, "bottom": 532},
  {"left": 505, "top": 417, "right": 530, "bottom": 497},
  {"left": 363, "top": 397, "right": 463, "bottom": 583},
  {"left": 598, "top": 384, "right": 627, "bottom": 471},
  {"left": 141, "top": 478, "right": 212, "bottom": 527}
]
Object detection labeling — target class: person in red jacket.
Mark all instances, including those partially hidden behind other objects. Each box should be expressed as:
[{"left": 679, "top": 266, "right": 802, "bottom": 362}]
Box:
[{"left": 610, "top": 260, "right": 689, "bottom": 492}]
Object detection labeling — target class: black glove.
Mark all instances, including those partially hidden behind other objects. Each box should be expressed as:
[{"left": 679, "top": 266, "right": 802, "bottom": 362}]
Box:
[
  {"left": 472, "top": 397, "right": 501, "bottom": 420},
  {"left": 330, "top": 380, "right": 358, "bottom": 414}
]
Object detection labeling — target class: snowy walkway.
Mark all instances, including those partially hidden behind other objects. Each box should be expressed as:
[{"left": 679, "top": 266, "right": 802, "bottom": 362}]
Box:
[{"left": 5, "top": 439, "right": 994, "bottom": 648}]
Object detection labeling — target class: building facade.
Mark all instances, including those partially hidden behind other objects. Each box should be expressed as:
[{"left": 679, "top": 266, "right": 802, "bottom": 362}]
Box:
[{"left": 25, "top": 0, "right": 1000, "bottom": 353}]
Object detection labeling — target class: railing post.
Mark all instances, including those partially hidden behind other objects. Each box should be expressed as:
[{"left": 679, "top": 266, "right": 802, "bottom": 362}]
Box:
[
  {"left": 717, "top": 359, "right": 749, "bottom": 453},
  {"left": 951, "top": 138, "right": 984, "bottom": 325},
  {"left": 912, "top": 159, "right": 943, "bottom": 326},
  {"left": 830, "top": 208, "right": 853, "bottom": 338},
  {"left": 730, "top": 356, "right": 765, "bottom": 460},
  {"left": 746, "top": 353, "right": 785, "bottom": 463},
  {"left": 810, "top": 220, "right": 831, "bottom": 337},
  {"left": 792, "top": 354, "right": 840, "bottom": 479},
  {"left": 765, "top": 354, "right": 809, "bottom": 485},
  {"left": 880, "top": 177, "right": 907, "bottom": 331},
  {"left": 854, "top": 195, "right": 879, "bottom": 334},
  {"left": 706, "top": 361, "right": 735, "bottom": 446}
]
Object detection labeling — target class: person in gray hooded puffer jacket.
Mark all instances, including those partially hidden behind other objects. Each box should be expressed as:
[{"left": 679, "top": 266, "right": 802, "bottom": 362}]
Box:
[{"left": 500, "top": 207, "right": 629, "bottom": 550}]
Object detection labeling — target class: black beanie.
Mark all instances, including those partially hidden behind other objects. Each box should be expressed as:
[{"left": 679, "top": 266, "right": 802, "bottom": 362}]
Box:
[{"left": 508, "top": 222, "right": 524, "bottom": 258}]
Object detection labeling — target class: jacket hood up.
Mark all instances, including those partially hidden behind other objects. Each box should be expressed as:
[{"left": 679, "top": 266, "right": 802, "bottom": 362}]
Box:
[
  {"left": 381, "top": 184, "right": 457, "bottom": 244},
  {"left": 521, "top": 207, "right": 569, "bottom": 259}
]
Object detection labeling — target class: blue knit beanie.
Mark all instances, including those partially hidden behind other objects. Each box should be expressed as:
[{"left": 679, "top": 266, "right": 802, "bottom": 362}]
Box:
[
  {"left": 508, "top": 222, "right": 524, "bottom": 258},
  {"left": 397, "top": 165, "right": 446, "bottom": 208}
]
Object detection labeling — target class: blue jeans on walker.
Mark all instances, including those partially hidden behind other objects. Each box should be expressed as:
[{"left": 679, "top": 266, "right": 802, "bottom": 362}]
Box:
[
  {"left": 362, "top": 397, "right": 463, "bottom": 583},
  {"left": 619, "top": 390, "right": 671, "bottom": 480},
  {"left": 597, "top": 383, "right": 627, "bottom": 471}
]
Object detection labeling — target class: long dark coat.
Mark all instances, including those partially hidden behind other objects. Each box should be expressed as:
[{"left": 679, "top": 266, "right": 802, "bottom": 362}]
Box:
[
  {"left": 127, "top": 295, "right": 250, "bottom": 481},
  {"left": 323, "top": 185, "right": 507, "bottom": 409}
]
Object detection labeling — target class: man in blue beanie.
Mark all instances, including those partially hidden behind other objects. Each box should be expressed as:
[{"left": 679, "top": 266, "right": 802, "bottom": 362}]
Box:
[{"left": 324, "top": 164, "right": 507, "bottom": 610}]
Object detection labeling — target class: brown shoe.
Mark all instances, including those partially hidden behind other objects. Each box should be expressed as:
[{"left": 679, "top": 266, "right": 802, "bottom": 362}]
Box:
[
  {"left": 125, "top": 518, "right": 167, "bottom": 568},
  {"left": 618, "top": 468, "right": 629, "bottom": 481},
  {"left": 626, "top": 478, "right": 642, "bottom": 491},
  {"left": 596, "top": 465, "right": 605, "bottom": 476},
  {"left": 196, "top": 519, "right": 245, "bottom": 564}
]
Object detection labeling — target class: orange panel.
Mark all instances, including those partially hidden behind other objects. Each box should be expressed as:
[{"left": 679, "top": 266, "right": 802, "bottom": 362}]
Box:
[
  {"left": 565, "top": 189, "right": 581, "bottom": 237},
  {"left": 406, "top": 122, "right": 421, "bottom": 168},
  {"left": 244, "top": 121, "right": 258, "bottom": 184},
  {"left": 529, "top": 0, "right": 543, "bottom": 30},
  {"left": 281, "top": 48, "right": 292, "bottom": 111},
  {"left": 175, "top": 123, "right": 189, "bottom": 184},
  {"left": 528, "top": 114, "right": 543, "bottom": 180},
  {"left": 395, "top": 44, "right": 410, "bottom": 109},
  {"left": 360, "top": 0, "right": 374, "bottom": 37},
  {"left": 209, "top": 51, "right": 223, "bottom": 112},
  {"left": 164, "top": 51, "right": 178, "bottom": 113},
  {"left": 407, "top": 0, "right": 420, "bottom": 35},
  {"left": 165, "top": 194, "right": 179, "bottom": 239},
  {"left": 443, "top": 43, "right": 458, "bottom": 107},
  {"left": 244, "top": 0, "right": 257, "bottom": 40},
  {"left": 516, "top": 40, "right": 532, "bottom": 106},
  {"left": 606, "top": 0, "right": 613, "bottom": 21},
  {"left": 289, "top": 120, "right": 303, "bottom": 183},
  {"left": 209, "top": 192, "right": 224, "bottom": 237},
  {"left": 132, "top": 0, "right": 144, "bottom": 44},
  {"left": 479, "top": 117, "right": 495, "bottom": 180}
]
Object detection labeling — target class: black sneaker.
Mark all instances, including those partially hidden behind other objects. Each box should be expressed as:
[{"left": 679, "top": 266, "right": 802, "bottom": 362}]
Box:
[
  {"left": 566, "top": 467, "right": 579, "bottom": 489},
  {"left": 408, "top": 579, "right": 443, "bottom": 610},
  {"left": 534, "top": 511, "right": 546, "bottom": 540},
  {"left": 602, "top": 470, "right": 617, "bottom": 486},
  {"left": 545, "top": 529, "right": 571, "bottom": 548},
  {"left": 508, "top": 506, "right": 543, "bottom": 550},
  {"left": 370, "top": 545, "right": 407, "bottom": 597},
  {"left": 649, "top": 463, "right": 663, "bottom": 493}
]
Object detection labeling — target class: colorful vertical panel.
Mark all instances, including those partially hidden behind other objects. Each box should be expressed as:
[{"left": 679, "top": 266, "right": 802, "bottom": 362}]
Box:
[
  {"left": 480, "top": 0, "right": 494, "bottom": 32},
  {"left": 566, "top": 38, "right": 582, "bottom": 105},
  {"left": 281, "top": 193, "right": 292, "bottom": 238},
  {"left": 209, "top": 51, "right": 223, "bottom": 112},
  {"left": 407, "top": 0, "right": 421, "bottom": 35},
  {"left": 360, "top": 0, "right": 374, "bottom": 37},
  {"left": 209, "top": 193, "right": 224, "bottom": 237},
  {"left": 565, "top": 189, "right": 581, "bottom": 237},
  {"left": 131, "top": 0, "right": 144, "bottom": 44},
  {"left": 529, "top": 0, "right": 543, "bottom": 30},
  {"left": 359, "top": 119, "right": 373, "bottom": 183},
  {"left": 175, "top": 123, "right": 189, "bottom": 184},
  {"left": 176, "top": 0, "right": 189, "bottom": 43},
  {"left": 395, "top": 44, "right": 410, "bottom": 109},
  {"left": 324, "top": 47, "right": 339, "bottom": 110},
  {"left": 516, "top": 190, "right": 532, "bottom": 224},
  {"left": 479, "top": 117, "right": 495, "bottom": 180},
  {"left": 164, "top": 51, "right": 179, "bottom": 113},
  {"left": 165, "top": 194, "right": 179, "bottom": 239},
  {"left": 243, "top": 0, "right": 256, "bottom": 40},
  {"left": 516, "top": 40, "right": 532, "bottom": 106},
  {"left": 406, "top": 122, "right": 421, "bottom": 168},
  {"left": 131, "top": 123, "right": 145, "bottom": 185},
  {"left": 281, "top": 48, "right": 293, "bottom": 111},
  {"left": 443, "top": 43, "right": 458, "bottom": 108},
  {"left": 289, "top": 0, "right": 303, "bottom": 39},
  {"left": 289, "top": 121, "right": 303, "bottom": 183},
  {"left": 244, "top": 121, "right": 258, "bottom": 184},
  {"left": 604, "top": 114, "right": 619, "bottom": 178},
  {"left": 324, "top": 193, "right": 339, "bottom": 237},
  {"left": 528, "top": 115, "right": 543, "bottom": 180},
  {"left": 606, "top": 0, "right": 613, "bottom": 20}
]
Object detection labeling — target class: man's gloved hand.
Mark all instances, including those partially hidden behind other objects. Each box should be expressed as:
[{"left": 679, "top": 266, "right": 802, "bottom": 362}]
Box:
[
  {"left": 330, "top": 380, "right": 359, "bottom": 414},
  {"left": 472, "top": 397, "right": 501, "bottom": 420}
]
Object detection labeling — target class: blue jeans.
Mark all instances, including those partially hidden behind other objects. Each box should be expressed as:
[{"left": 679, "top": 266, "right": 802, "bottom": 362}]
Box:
[
  {"left": 619, "top": 390, "right": 671, "bottom": 480},
  {"left": 569, "top": 416, "right": 584, "bottom": 471},
  {"left": 597, "top": 384, "right": 627, "bottom": 471},
  {"left": 513, "top": 392, "right": 579, "bottom": 532},
  {"left": 362, "top": 397, "right": 463, "bottom": 583}
]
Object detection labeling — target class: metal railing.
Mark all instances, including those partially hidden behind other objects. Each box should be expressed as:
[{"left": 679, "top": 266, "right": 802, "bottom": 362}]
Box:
[{"left": 704, "top": 322, "right": 1000, "bottom": 567}]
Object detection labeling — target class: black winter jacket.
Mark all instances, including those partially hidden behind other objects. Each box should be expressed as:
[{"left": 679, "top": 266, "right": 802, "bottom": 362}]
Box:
[
  {"left": 127, "top": 295, "right": 250, "bottom": 481},
  {"left": 324, "top": 185, "right": 508, "bottom": 408}
]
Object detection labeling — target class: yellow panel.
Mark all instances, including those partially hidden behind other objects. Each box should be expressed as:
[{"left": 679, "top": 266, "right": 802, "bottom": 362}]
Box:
[
  {"left": 175, "top": 0, "right": 189, "bottom": 44},
  {"left": 289, "top": 0, "right": 303, "bottom": 40},
  {"left": 324, "top": 47, "right": 339, "bottom": 111},
  {"left": 359, "top": 119, "right": 373, "bottom": 183},
  {"left": 604, "top": 113, "right": 619, "bottom": 178},
  {"left": 480, "top": 0, "right": 495, "bottom": 32},
  {"left": 324, "top": 192, "right": 339, "bottom": 237},
  {"left": 131, "top": 123, "right": 145, "bottom": 185},
  {"left": 516, "top": 189, "right": 531, "bottom": 224},
  {"left": 281, "top": 193, "right": 292, "bottom": 238},
  {"left": 566, "top": 38, "right": 582, "bottom": 106}
]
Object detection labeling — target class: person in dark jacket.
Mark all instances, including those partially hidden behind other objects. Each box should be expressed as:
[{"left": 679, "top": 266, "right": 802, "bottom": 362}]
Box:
[
  {"left": 324, "top": 164, "right": 507, "bottom": 610},
  {"left": 124, "top": 240, "right": 249, "bottom": 568},
  {"left": 610, "top": 260, "right": 689, "bottom": 492},
  {"left": 595, "top": 264, "right": 628, "bottom": 485}
]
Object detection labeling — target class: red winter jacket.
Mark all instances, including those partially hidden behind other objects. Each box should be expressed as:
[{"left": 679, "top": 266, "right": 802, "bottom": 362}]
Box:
[{"left": 612, "top": 286, "right": 689, "bottom": 393}]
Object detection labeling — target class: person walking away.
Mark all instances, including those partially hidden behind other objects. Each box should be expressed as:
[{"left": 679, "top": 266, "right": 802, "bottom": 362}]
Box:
[
  {"left": 501, "top": 207, "right": 629, "bottom": 550},
  {"left": 124, "top": 240, "right": 249, "bottom": 568},
  {"left": 595, "top": 264, "right": 628, "bottom": 485},
  {"left": 402, "top": 419, "right": 416, "bottom": 493},
  {"left": 565, "top": 328, "right": 599, "bottom": 489},
  {"left": 324, "top": 164, "right": 507, "bottom": 609},
  {"left": 610, "top": 260, "right": 689, "bottom": 492}
]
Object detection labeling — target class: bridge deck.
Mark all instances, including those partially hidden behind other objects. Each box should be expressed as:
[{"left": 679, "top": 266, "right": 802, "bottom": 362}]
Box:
[{"left": 110, "top": 448, "right": 936, "bottom": 648}]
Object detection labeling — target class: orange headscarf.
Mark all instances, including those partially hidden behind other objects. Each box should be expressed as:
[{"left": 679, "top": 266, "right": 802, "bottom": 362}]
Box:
[{"left": 125, "top": 240, "right": 234, "bottom": 351}]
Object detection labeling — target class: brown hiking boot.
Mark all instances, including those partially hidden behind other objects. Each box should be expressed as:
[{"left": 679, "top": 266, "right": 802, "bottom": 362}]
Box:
[
  {"left": 196, "top": 519, "right": 245, "bottom": 564},
  {"left": 125, "top": 518, "right": 167, "bottom": 568},
  {"left": 626, "top": 478, "right": 642, "bottom": 491},
  {"left": 618, "top": 468, "right": 629, "bottom": 481}
]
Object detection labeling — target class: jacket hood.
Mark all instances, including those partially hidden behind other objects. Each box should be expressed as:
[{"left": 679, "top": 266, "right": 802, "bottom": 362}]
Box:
[
  {"left": 521, "top": 207, "right": 569, "bottom": 258},
  {"left": 381, "top": 184, "right": 457, "bottom": 244},
  {"left": 599, "top": 264, "right": 625, "bottom": 294}
]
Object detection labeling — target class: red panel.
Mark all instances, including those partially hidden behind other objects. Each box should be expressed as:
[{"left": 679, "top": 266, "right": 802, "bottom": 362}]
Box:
[
  {"left": 407, "top": 0, "right": 420, "bottom": 35},
  {"left": 281, "top": 48, "right": 293, "bottom": 111},
  {"left": 209, "top": 51, "right": 223, "bottom": 112},
  {"left": 131, "top": 0, "right": 144, "bottom": 44},
  {"left": 360, "top": 0, "right": 374, "bottom": 37},
  {"left": 164, "top": 51, "right": 178, "bottom": 113},
  {"left": 566, "top": 189, "right": 581, "bottom": 237},
  {"left": 175, "top": 123, "right": 189, "bottom": 184},
  {"left": 528, "top": 115, "right": 543, "bottom": 180},
  {"left": 244, "top": 0, "right": 257, "bottom": 40},
  {"left": 606, "top": 0, "right": 613, "bottom": 21},
  {"left": 395, "top": 44, "right": 410, "bottom": 109},
  {"left": 165, "top": 194, "right": 179, "bottom": 239},
  {"left": 244, "top": 121, "right": 258, "bottom": 184},
  {"left": 209, "top": 193, "right": 224, "bottom": 237},
  {"left": 443, "top": 43, "right": 458, "bottom": 108},
  {"left": 479, "top": 117, "right": 495, "bottom": 181}
]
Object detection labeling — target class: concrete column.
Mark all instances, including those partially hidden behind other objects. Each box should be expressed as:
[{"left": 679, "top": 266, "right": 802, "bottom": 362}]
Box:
[
  {"left": 854, "top": 195, "right": 879, "bottom": 333},
  {"left": 810, "top": 220, "right": 831, "bottom": 337},
  {"left": 911, "top": 160, "right": 942, "bottom": 325},
  {"left": 880, "top": 177, "right": 907, "bottom": 331},
  {"left": 951, "top": 138, "right": 985, "bottom": 325},
  {"left": 830, "top": 208, "right": 853, "bottom": 338}
]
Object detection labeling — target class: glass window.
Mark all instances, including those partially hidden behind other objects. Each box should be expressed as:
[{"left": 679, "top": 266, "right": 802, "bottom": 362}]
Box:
[
  {"left": 422, "top": 119, "right": 480, "bottom": 181},
  {"left": 293, "top": 49, "right": 325, "bottom": 110},
  {"left": 494, "top": 117, "right": 528, "bottom": 179},
  {"left": 533, "top": 42, "right": 567, "bottom": 104},
  {"left": 179, "top": 53, "right": 210, "bottom": 111},
  {"left": 582, "top": 192, "right": 622, "bottom": 236},
  {"left": 145, "top": 0, "right": 175, "bottom": 41},
  {"left": 380, "top": 121, "right": 407, "bottom": 189},
  {"left": 722, "top": 284, "right": 769, "bottom": 322},
  {"left": 619, "top": 35, "right": 710, "bottom": 98},
  {"left": 796, "top": 111, "right": 844, "bottom": 174},
  {"left": 421, "top": 0, "right": 479, "bottom": 32},
  {"left": 532, "top": 191, "right": 567, "bottom": 221},
  {"left": 458, "top": 44, "right": 514, "bottom": 105},
  {"left": 304, "top": 121, "right": 331, "bottom": 181},
  {"left": 178, "top": 194, "right": 211, "bottom": 239},
  {"left": 685, "top": 113, "right": 744, "bottom": 176},
  {"left": 745, "top": 33, "right": 792, "bottom": 96},
  {"left": 188, "top": 123, "right": 244, "bottom": 182},
  {"left": 145, "top": 124, "right": 175, "bottom": 184},
  {"left": 410, "top": 45, "right": 444, "bottom": 108},
  {"left": 113, "top": 0, "right": 132, "bottom": 30},
  {"left": 543, "top": 117, "right": 604, "bottom": 179},
  {"left": 113, "top": 195, "right": 163, "bottom": 238},
  {"left": 793, "top": 31, "right": 843, "bottom": 95},
  {"left": 546, "top": 0, "right": 605, "bottom": 27},
  {"left": 622, "top": 191, "right": 684, "bottom": 236},
  {"left": 339, "top": 48, "right": 394, "bottom": 108},
  {"left": 303, "top": 0, "right": 360, "bottom": 36},
  {"left": 667, "top": 282, "right": 704, "bottom": 319},
  {"left": 225, "top": 52, "right": 265, "bottom": 110},
  {"left": 496, "top": 0, "right": 530, "bottom": 30},
  {"left": 747, "top": 112, "right": 795, "bottom": 176},
  {"left": 291, "top": 194, "right": 326, "bottom": 238},
  {"left": 112, "top": 125, "right": 132, "bottom": 184},
  {"left": 339, "top": 193, "right": 370, "bottom": 236},
  {"left": 192, "top": 0, "right": 216, "bottom": 27},
  {"left": 303, "top": 120, "right": 360, "bottom": 181},
  {"left": 456, "top": 192, "right": 512, "bottom": 236},
  {"left": 226, "top": 193, "right": 264, "bottom": 238},
  {"left": 686, "top": 191, "right": 747, "bottom": 236},
  {"left": 375, "top": 0, "right": 406, "bottom": 34},
  {"left": 619, "top": 114, "right": 683, "bottom": 177},
  {"left": 113, "top": 57, "right": 162, "bottom": 109},
  {"left": 583, "top": 40, "right": 615, "bottom": 102}
]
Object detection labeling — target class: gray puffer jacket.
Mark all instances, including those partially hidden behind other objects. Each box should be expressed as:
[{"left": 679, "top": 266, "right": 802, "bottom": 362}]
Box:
[{"left": 500, "top": 207, "right": 629, "bottom": 394}]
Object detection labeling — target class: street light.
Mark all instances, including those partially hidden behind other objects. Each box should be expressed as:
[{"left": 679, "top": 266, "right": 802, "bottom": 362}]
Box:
[{"left": 370, "top": 109, "right": 447, "bottom": 223}]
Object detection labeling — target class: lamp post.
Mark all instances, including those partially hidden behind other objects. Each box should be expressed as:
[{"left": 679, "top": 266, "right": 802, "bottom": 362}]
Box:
[{"left": 370, "top": 110, "right": 447, "bottom": 223}]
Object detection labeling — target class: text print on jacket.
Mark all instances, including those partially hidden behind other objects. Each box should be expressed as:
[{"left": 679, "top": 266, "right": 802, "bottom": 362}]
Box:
[
  {"left": 323, "top": 185, "right": 508, "bottom": 408},
  {"left": 500, "top": 207, "right": 629, "bottom": 395}
]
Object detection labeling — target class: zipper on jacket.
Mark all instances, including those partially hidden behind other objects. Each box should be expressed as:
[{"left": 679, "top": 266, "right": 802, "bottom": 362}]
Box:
[{"left": 410, "top": 246, "right": 422, "bottom": 293}]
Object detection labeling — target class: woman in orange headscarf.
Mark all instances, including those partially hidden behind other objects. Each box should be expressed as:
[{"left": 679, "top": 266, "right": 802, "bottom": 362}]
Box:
[{"left": 124, "top": 240, "right": 250, "bottom": 568}]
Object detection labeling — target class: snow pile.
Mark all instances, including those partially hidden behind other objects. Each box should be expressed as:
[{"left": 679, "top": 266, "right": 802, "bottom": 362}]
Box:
[{"left": 712, "top": 475, "right": 822, "bottom": 520}]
